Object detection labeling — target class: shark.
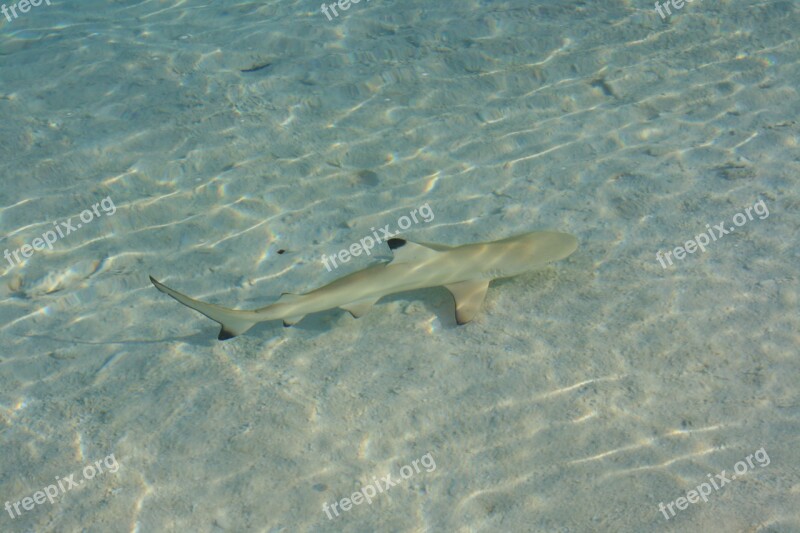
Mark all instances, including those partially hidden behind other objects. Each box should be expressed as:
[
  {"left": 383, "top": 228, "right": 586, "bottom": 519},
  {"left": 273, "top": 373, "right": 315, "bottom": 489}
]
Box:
[{"left": 149, "top": 230, "right": 578, "bottom": 340}]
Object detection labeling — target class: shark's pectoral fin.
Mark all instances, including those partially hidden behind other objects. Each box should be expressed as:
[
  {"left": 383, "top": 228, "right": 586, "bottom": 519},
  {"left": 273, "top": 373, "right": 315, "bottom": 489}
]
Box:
[
  {"left": 340, "top": 297, "right": 380, "bottom": 318},
  {"left": 445, "top": 280, "right": 490, "bottom": 325}
]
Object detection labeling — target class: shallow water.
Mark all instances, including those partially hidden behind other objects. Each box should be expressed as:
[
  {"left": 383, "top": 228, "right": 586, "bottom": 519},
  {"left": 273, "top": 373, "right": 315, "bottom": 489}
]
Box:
[{"left": 1, "top": 0, "right": 799, "bottom": 531}]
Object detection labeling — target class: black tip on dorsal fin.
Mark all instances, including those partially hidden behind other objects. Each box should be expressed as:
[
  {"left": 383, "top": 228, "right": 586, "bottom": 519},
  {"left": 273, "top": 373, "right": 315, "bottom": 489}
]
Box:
[{"left": 387, "top": 238, "right": 406, "bottom": 250}]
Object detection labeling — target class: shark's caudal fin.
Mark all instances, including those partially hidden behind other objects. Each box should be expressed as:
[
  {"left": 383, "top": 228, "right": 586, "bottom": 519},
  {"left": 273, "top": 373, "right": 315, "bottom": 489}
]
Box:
[{"left": 149, "top": 276, "right": 258, "bottom": 340}]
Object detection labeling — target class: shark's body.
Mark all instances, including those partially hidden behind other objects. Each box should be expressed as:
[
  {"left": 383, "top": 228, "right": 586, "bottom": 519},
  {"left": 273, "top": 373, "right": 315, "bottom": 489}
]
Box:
[{"left": 150, "top": 231, "right": 577, "bottom": 340}]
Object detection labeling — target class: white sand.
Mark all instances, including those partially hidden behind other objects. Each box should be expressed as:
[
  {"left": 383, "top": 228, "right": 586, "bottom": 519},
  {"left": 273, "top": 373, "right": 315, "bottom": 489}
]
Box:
[{"left": 1, "top": 0, "right": 798, "bottom": 531}]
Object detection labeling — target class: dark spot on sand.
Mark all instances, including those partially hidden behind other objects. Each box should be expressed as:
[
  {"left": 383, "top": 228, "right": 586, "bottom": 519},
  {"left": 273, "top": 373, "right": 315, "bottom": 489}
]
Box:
[{"left": 356, "top": 170, "right": 379, "bottom": 186}]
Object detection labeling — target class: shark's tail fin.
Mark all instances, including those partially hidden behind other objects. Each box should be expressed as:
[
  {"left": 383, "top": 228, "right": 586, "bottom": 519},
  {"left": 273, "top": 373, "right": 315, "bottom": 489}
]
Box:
[{"left": 149, "top": 276, "right": 259, "bottom": 340}]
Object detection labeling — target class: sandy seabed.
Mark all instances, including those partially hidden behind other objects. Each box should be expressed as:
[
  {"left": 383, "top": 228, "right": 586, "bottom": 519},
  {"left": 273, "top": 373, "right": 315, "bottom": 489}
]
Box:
[{"left": 1, "top": 0, "right": 798, "bottom": 531}]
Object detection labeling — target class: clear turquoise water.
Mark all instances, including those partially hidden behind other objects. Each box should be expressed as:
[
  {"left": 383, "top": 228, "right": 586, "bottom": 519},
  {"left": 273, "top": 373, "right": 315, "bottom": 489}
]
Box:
[{"left": 1, "top": 1, "right": 798, "bottom": 531}]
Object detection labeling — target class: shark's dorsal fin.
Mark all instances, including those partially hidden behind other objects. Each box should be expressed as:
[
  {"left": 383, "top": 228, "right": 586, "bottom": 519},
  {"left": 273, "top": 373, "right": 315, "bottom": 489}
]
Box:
[
  {"left": 387, "top": 238, "right": 441, "bottom": 265},
  {"left": 445, "top": 279, "right": 490, "bottom": 325},
  {"left": 340, "top": 296, "right": 380, "bottom": 318}
]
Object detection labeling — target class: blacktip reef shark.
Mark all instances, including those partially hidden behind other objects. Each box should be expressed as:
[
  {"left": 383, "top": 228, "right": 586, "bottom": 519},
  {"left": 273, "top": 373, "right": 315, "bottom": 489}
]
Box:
[{"left": 149, "top": 231, "right": 578, "bottom": 340}]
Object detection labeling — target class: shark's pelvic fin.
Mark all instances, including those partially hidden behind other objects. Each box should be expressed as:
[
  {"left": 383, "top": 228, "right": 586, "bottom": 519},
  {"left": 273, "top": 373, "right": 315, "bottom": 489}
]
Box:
[
  {"left": 276, "top": 292, "right": 302, "bottom": 303},
  {"left": 149, "top": 276, "right": 258, "bottom": 340},
  {"left": 445, "top": 279, "right": 490, "bottom": 325},
  {"left": 340, "top": 296, "right": 380, "bottom": 318},
  {"left": 282, "top": 315, "right": 306, "bottom": 327},
  {"left": 275, "top": 293, "right": 305, "bottom": 326}
]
